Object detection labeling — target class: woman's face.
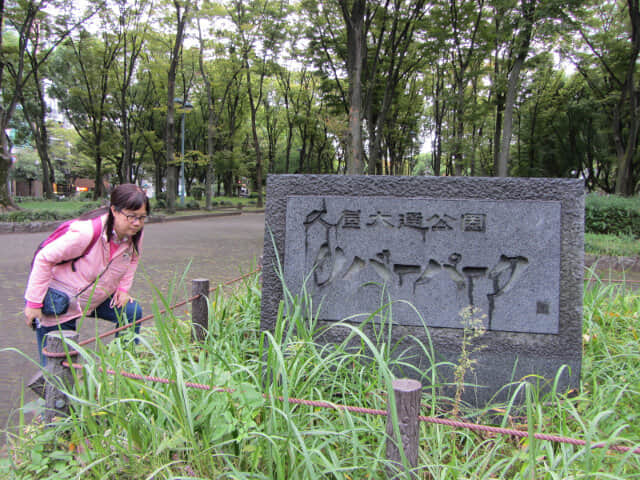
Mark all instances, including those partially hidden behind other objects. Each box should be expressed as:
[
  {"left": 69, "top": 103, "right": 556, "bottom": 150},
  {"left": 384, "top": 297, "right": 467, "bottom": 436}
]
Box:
[{"left": 111, "top": 205, "right": 148, "bottom": 238}]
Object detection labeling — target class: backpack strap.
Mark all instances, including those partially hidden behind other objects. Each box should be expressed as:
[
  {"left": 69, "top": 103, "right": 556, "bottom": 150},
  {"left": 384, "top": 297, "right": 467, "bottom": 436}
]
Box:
[{"left": 70, "top": 216, "right": 103, "bottom": 272}]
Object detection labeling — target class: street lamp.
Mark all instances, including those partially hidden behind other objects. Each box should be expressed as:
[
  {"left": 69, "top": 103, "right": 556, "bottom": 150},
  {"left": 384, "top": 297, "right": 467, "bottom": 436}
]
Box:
[{"left": 174, "top": 98, "right": 193, "bottom": 205}]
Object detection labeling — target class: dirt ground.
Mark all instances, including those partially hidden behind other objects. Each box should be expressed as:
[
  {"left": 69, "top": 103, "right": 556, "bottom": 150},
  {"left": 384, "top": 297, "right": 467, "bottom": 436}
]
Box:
[{"left": 0, "top": 212, "right": 265, "bottom": 449}]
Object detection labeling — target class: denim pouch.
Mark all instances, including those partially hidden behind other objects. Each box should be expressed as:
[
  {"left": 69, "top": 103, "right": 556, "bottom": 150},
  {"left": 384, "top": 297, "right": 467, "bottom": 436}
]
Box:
[{"left": 41, "top": 287, "right": 70, "bottom": 316}]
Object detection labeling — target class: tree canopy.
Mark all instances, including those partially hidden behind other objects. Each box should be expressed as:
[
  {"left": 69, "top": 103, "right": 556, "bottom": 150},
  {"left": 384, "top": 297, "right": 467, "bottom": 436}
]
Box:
[{"left": 1, "top": 0, "right": 639, "bottom": 211}]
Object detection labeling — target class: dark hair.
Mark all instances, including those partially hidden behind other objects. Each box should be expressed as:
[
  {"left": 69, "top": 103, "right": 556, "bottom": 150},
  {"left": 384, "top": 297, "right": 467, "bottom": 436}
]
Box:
[
  {"left": 108, "top": 184, "right": 150, "bottom": 252},
  {"left": 79, "top": 184, "right": 150, "bottom": 253}
]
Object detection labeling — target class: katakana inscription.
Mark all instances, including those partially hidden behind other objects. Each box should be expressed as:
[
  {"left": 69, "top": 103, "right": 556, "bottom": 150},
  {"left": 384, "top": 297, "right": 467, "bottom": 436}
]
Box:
[{"left": 286, "top": 196, "right": 561, "bottom": 334}]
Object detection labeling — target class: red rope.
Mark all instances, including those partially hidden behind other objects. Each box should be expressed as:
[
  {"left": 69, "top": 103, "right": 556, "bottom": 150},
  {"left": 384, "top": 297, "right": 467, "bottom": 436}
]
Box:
[
  {"left": 61, "top": 361, "right": 640, "bottom": 456},
  {"left": 47, "top": 265, "right": 640, "bottom": 456},
  {"left": 416, "top": 415, "right": 640, "bottom": 454},
  {"left": 42, "top": 268, "right": 261, "bottom": 359}
]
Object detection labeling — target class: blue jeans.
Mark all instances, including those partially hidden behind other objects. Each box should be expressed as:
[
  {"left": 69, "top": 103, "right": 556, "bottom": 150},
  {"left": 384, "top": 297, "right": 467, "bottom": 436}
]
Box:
[{"left": 36, "top": 296, "right": 143, "bottom": 366}]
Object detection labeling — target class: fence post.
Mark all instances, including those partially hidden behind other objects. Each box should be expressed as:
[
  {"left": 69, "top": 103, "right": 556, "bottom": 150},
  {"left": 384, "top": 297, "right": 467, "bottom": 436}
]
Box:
[
  {"left": 191, "top": 278, "right": 210, "bottom": 342},
  {"left": 385, "top": 378, "right": 421, "bottom": 478},
  {"left": 44, "top": 330, "right": 79, "bottom": 423}
]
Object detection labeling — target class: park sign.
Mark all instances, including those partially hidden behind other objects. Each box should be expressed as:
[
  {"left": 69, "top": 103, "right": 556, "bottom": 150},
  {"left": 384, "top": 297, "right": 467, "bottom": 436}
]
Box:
[{"left": 260, "top": 175, "right": 584, "bottom": 405}]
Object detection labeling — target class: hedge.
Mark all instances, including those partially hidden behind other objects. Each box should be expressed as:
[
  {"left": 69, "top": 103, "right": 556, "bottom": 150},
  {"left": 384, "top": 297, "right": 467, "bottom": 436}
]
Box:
[{"left": 585, "top": 194, "right": 640, "bottom": 237}]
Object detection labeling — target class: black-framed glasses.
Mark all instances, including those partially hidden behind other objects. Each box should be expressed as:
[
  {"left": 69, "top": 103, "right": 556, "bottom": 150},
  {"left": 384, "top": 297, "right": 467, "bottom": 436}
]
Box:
[{"left": 120, "top": 211, "right": 148, "bottom": 223}]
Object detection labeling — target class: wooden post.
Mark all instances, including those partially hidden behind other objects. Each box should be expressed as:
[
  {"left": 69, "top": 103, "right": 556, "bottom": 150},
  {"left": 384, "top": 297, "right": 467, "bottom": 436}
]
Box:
[
  {"left": 44, "top": 330, "right": 78, "bottom": 423},
  {"left": 191, "top": 278, "right": 210, "bottom": 342},
  {"left": 385, "top": 378, "right": 421, "bottom": 478}
]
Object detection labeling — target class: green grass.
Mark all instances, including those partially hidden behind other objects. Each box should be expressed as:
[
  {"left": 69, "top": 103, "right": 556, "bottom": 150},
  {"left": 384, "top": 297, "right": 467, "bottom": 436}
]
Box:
[
  {"left": 2, "top": 270, "right": 640, "bottom": 478},
  {"left": 585, "top": 233, "right": 640, "bottom": 257}
]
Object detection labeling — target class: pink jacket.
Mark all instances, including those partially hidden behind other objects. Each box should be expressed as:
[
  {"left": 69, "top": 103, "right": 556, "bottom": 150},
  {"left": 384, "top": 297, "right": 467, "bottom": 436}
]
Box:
[{"left": 25, "top": 213, "right": 142, "bottom": 327}]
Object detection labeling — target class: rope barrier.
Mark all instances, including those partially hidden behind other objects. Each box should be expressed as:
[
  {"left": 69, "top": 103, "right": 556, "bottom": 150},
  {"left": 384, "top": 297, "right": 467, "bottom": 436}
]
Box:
[
  {"left": 44, "top": 265, "right": 640, "bottom": 456},
  {"left": 42, "top": 268, "right": 262, "bottom": 359},
  {"left": 415, "top": 415, "right": 640, "bottom": 454},
  {"left": 59, "top": 360, "right": 640, "bottom": 456}
]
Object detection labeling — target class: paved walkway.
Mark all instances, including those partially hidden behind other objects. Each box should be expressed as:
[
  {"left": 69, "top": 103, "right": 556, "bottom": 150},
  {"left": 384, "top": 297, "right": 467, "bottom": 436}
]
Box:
[{"left": 0, "top": 212, "right": 265, "bottom": 447}]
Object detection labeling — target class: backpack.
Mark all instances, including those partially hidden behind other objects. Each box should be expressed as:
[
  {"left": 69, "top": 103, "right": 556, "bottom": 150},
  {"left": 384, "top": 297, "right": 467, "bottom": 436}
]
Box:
[{"left": 31, "top": 216, "right": 103, "bottom": 273}]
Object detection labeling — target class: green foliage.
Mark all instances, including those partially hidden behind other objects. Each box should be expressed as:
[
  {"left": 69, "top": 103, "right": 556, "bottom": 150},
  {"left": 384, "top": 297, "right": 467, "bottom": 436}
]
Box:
[
  {"left": 585, "top": 194, "right": 640, "bottom": 237},
  {"left": 185, "top": 200, "right": 200, "bottom": 210},
  {"left": 190, "top": 183, "right": 205, "bottom": 200},
  {"left": 0, "top": 210, "right": 65, "bottom": 222},
  {"left": 4, "top": 270, "right": 640, "bottom": 478},
  {"left": 0, "top": 200, "right": 102, "bottom": 222},
  {"left": 10, "top": 148, "right": 41, "bottom": 182}
]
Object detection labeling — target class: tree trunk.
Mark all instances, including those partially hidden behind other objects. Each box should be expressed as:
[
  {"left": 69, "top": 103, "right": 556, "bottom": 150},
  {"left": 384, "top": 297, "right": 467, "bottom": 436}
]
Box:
[
  {"left": 165, "top": 2, "right": 190, "bottom": 212},
  {"left": 613, "top": 99, "right": 639, "bottom": 195},
  {"left": 432, "top": 65, "right": 444, "bottom": 176},
  {"left": 497, "top": 55, "right": 525, "bottom": 177},
  {"left": 341, "top": 0, "right": 366, "bottom": 174},
  {"left": 30, "top": 120, "right": 54, "bottom": 198},
  {"left": 22, "top": 59, "right": 55, "bottom": 198},
  {"left": 244, "top": 51, "right": 264, "bottom": 207},
  {"left": 614, "top": 0, "right": 640, "bottom": 195},
  {"left": 496, "top": 0, "right": 534, "bottom": 177},
  {"left": 0, "top": 133, "right": 16, "bottom": 211}
]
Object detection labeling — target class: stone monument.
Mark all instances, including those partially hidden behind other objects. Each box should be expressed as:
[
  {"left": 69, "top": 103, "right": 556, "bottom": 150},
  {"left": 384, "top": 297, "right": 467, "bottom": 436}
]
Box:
[{"left": 260, "top": 174, "right": 584, "bottom": 405}]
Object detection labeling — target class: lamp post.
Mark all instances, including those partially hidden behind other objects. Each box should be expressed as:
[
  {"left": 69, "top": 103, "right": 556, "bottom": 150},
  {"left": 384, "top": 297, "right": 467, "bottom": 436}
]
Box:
[{"left": 175, "top": 98, "right": 193, "bottom": 206}]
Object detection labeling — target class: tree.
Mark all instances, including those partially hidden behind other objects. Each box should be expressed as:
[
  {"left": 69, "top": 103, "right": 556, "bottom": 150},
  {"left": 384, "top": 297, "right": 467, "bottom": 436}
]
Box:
[
  {"left": 196, "top": 5, "right": 216, "bottom": 209},
  {"left": 567, "top": 0, "right": 640, "bottom": 195},
  {"left": 107, "top": 0, "right": 153, "bottom": 184},
  {"left": 493, "top": 0, "right": 575, "bottom": 177},
  {"left": 49, "top": 30, "right": 120, "bottom": 199},
  {"left": 194, "top": 2, "right": 244, "bottom": 207},
  {"left": 495, "top": 0, "right": 536, "bottom": 176},
  {"left": 164, "top": 0, "right": 191, "bottom": 212},
  {"left": 306, "top": 1, "right": 430, "bottom": 175},
  {"left": 0, "top": 0, "right": 95, "bottom": 209},
  {"left": 362, "top": 0, "right": 427, "bottom": 175},
  {"left": 338, "top": 0, "right": 367, "bottom": 174},
  {"left": 227, "top": 0, "right": 288, "bottom": 206}
]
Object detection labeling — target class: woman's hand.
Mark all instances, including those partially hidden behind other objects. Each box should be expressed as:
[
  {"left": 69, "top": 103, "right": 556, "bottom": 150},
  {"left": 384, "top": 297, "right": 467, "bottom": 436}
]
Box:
[
  {"left": 110, "top": 290, "right": 133, "bottom": 309},
  {"left": 24, "top": 306, "right": 41, "bottom": 327}
]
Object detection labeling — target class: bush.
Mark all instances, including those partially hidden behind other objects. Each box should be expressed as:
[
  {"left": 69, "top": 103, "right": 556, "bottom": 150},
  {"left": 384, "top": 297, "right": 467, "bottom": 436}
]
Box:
[
  {"left": 75, "top": 191, "right": 95, "bottom": 201},
  {"left": 0, "top": 201, "right": 101, "bottom": 223},
  {"left": 191, "top": 184, "right": 205, "bottom": 201},
  {"left": 186, "top": 200, "right": 200, "bottom": 210},
  {"left": 585, "top": 194, "right": 640, "bottom": 237},
  {"left": 0, "top": 210, "right": 64, "bottom": 222}
]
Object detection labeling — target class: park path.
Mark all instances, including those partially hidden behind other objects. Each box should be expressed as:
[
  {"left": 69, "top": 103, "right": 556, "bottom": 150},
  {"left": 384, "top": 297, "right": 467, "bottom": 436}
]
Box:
[{"left": 0, "top": 212, "right": 265, "bottom": 448}]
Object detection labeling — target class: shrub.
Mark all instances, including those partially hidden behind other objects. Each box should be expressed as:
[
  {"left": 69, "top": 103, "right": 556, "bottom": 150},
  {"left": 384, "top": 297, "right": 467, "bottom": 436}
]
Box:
[
  {"left": 191, "top": 183, "right": 205, "bottom": 201},
  {"left": 585, "top": 194, "right": 640, "bottom": 237},
  {"left": 75, "top": 191, "right": 95, "bottom": 201},
  {"left": 0, "top": 201, "right": 101, "bottom": 223},
  {"left": 0, "top": 210, "right": 64, "bottom": 222}
]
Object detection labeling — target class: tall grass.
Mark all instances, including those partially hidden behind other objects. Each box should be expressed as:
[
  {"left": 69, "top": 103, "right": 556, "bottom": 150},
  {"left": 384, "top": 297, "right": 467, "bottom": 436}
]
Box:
[{"left": 2, "top": 269, "right": 640, "bottom": 479}]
